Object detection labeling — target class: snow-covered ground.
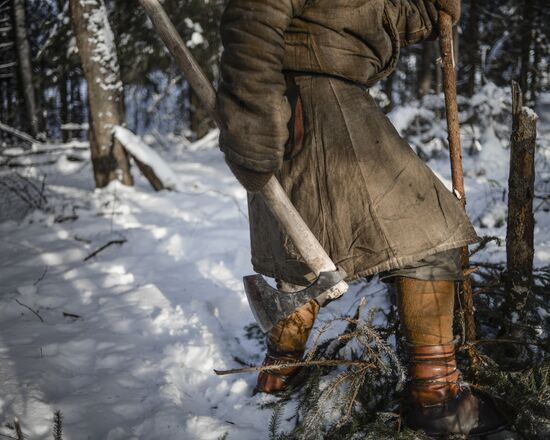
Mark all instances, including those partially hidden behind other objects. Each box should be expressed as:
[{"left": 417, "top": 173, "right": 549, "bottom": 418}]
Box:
[{"left": 0, "top": 91, "right": 548, "bottom": 439}]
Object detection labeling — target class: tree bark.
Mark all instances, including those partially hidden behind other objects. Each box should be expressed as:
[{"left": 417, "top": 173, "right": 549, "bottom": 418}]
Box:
[
  {"left": 519, "top": 0, "right": 535, "bottom": 106},
  {"left": 417, "top": 41, "right": 433, "bottom": 98},
  {"left": 464, "top": 0, "right": 480, "bottom": 96},
  {"left": 530, "top": 30, "right": 540, "bottom": 107},
  {"left": 59, "top": 67, "right": 69, "bottom": 142},
  {"left": 11, "top": 0, "right": 40, "bottom": 137},
  {"left": 69, "top": 0, "right": 133, "bottom": 187},
  {"left": 505, "top": 81, "right": 536, "bottom": 320}
]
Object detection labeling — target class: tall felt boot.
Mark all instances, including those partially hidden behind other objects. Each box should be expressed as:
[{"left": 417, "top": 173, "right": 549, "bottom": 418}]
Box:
[
  {"left": 256, "top": 298, "right": 319, "bottom": 393},
  {"left": 396, "top": 277, "right": 506, "bottom": 437}
]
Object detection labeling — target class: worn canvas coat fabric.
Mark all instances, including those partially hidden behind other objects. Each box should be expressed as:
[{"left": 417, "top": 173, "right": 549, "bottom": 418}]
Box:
[
  {"left": 216, "top": 0, "right": 479, "bottom": 285},
  {"left": 217, "top": 0, "right": 441, "bottom": 174},
  {"left": 248, "top": 75, "right": 478, "bottom": 285}
]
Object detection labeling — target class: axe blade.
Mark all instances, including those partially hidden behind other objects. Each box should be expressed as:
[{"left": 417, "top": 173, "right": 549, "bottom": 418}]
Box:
[{"left": 243, "top": 270, "right": 347, "bottom": 333}]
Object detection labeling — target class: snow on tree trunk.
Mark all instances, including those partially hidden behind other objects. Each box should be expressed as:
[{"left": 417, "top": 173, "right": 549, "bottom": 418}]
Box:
[
  {"left": 69, "top": 0, "right": 133, "bottom": 188},
  {"left": 12, "top": 0, "right": 40, "bottom": 137}
]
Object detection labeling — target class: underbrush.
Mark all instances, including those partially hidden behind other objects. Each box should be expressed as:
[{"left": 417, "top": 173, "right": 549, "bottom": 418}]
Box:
[{"left": 260, "top": 263, "right": 550, "bottom": 439}]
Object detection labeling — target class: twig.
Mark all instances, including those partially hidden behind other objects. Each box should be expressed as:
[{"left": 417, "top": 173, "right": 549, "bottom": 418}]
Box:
[
  {"left": 214, "top": 359, "right": 376, "bottom": 376},
  {"left": 14, "top": 299, "right": 44, "bottom": 323},
  {"left": 83, "top": 239, "right": 126, "bottom": 262},
  {"left": 0, "top": 180, "right": 35, "bottom": 208},
  {"left": 62, "top": 312, "right": 81, "bottom": 319},
  {"left": 15, "top": 172, "right": 48, "bottom": 206},
  {"left": 74, "top": 235, "right": 92, "bottom": 244},
  {"left": 34, "top": 266, "right": 48, "bottom": 286},
  {"left": 469, "top": 236, "right": 502, "bottom": 257},
  {"left": 54, "top": 214, "right": 78, "bottom": 223},
  {"left": 0, "top": 174, "right": 47, "bottom": 210},
  {"left": 13, "top": 418, "right": 23, "bottom": 440}
]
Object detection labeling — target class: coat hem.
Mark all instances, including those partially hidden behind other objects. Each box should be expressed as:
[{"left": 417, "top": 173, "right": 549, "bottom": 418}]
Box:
[{"left": 251, "top": 234, "right": 480, "bottom": 287}]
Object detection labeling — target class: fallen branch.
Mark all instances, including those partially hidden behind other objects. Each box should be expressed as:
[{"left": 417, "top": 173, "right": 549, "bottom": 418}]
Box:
[
  {"left": 0, "top": 121, "right": 39, "bottom": 144},
  {"left": 114, "top": 126, "right": 178, "bottom": 191},
  {"left": 14, "top": 299, "right": 44, "bottom": 323},
  {"left": 214, "top": 359, "right": 376, "bottom": 376},
  {"left": 1, "top": 159, "right": 59, "bottom": 168},
  {"left": 1, "top": 145, "right": 88, "bottom": 157},
  {"left": 83, "top": 239, "right": 126, "bottom": 262},
  {"left": 74, "top": 235, "right": 92, "bottom": 244}
]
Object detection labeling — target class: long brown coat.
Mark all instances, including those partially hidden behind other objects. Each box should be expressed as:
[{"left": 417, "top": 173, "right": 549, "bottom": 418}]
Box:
[{"left": 216, "top": 0, "right": 479, "bottom": 285}]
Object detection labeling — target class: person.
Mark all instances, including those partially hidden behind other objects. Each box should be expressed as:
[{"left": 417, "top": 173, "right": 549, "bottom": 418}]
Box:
[{"left": 216, "top": 0, "right": 505, "bottom": 436}]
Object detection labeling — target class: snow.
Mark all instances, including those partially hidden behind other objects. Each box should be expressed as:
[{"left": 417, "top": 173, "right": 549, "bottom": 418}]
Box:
[
  {"left": 0, "top": 88, "right": 549, "bottom": 438},
  {"left": 0, "top": 134, "right": 391, "bottom": 439},
  {"left": 522, "top": 106, "right": 539, "bottom": 121},
  {"left": 184, "top": 18, "right": 206, "bottom": 49},
  {"left": 114, "top": 126, "right": 179, "bottom": 190}
]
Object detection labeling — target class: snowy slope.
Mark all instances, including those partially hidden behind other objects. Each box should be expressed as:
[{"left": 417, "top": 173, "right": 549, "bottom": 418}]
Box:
[{"left": 0, "top": 90, "right": 548, "bottom": 439}]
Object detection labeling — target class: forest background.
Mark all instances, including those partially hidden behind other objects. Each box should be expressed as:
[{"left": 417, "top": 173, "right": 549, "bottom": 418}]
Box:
[
  {"left": 2, "top": 0, "right": 548, "bottom": 145},
  {"left": 0, "top": 0, "right": 550, "bottom": 439}
]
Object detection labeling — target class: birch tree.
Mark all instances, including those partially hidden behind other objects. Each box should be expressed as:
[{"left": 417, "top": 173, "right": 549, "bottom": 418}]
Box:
[{"left": 69, "top": 0, "right": 133, "bottom": 187}]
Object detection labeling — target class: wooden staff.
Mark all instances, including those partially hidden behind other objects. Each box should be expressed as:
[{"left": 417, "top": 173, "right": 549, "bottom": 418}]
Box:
[{"left": 438, "top": 12, "right": 478, "bottom": 370}]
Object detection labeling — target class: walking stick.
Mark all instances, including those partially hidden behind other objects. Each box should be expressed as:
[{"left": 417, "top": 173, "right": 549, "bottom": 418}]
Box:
[{"left": 438, "top": 12, "right": 478, "bottom": 374}]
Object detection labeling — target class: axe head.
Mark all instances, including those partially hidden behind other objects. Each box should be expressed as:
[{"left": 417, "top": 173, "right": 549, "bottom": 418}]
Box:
[{"left": 244, "top": 269, "right": 347, "bottom": 333}]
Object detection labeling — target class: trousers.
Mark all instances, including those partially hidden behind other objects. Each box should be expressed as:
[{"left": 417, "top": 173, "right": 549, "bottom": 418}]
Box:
[{"left": 278, "top": 248, "right": 463, "bottom": 294}]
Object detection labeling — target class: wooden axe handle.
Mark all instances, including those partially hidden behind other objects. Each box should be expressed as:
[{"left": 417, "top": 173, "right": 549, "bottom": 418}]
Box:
[{"left": 139, "top": 0, "right": 341, "bottom": 278}]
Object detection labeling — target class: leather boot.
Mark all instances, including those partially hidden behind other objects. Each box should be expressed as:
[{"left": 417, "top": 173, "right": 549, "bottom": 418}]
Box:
[
  {"left": 256, "top": 298, "right": 319, "bottom": 393},
  {"left": 403, "top": 342, "right": 506, "bottom": 437},
  {"left": 396, "top": 277, "right": 507, "bottom": 437}
]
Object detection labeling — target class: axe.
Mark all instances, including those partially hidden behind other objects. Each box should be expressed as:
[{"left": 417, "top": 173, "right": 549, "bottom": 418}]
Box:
[{"left": 138, "top": 0, "right": 348, "bottom": 332}]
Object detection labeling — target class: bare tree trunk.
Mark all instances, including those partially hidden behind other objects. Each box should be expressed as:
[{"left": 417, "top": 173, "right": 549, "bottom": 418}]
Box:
[
  {"left": 11, "top": 0, "right": 40, "bottom": 137},
  {"left": 464, "top": 0, "right": 480, "bottom": 96},
  {"left": 417, "top": 41, "right": 434, "bottom": 98},
  {"left": 71, "top": 72, "right": 85, "bottom": 137},
  {"left": 59, "top": 67, "right": 69, "bottom": 142},
  {"left": 505, "top": 81, "right": 537, "bottom": 321},
  {"left": 530, "top": 30, "right": 540, "bottom": 107},
  {"left": 519, "top": 0, "right": 535, "bottom": 106},
  {"left": 56, "top": 0, "right": 69, "bottom": 142},
  {"left": 69, "top": 0, "right": 133, "bottom": 187}
]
